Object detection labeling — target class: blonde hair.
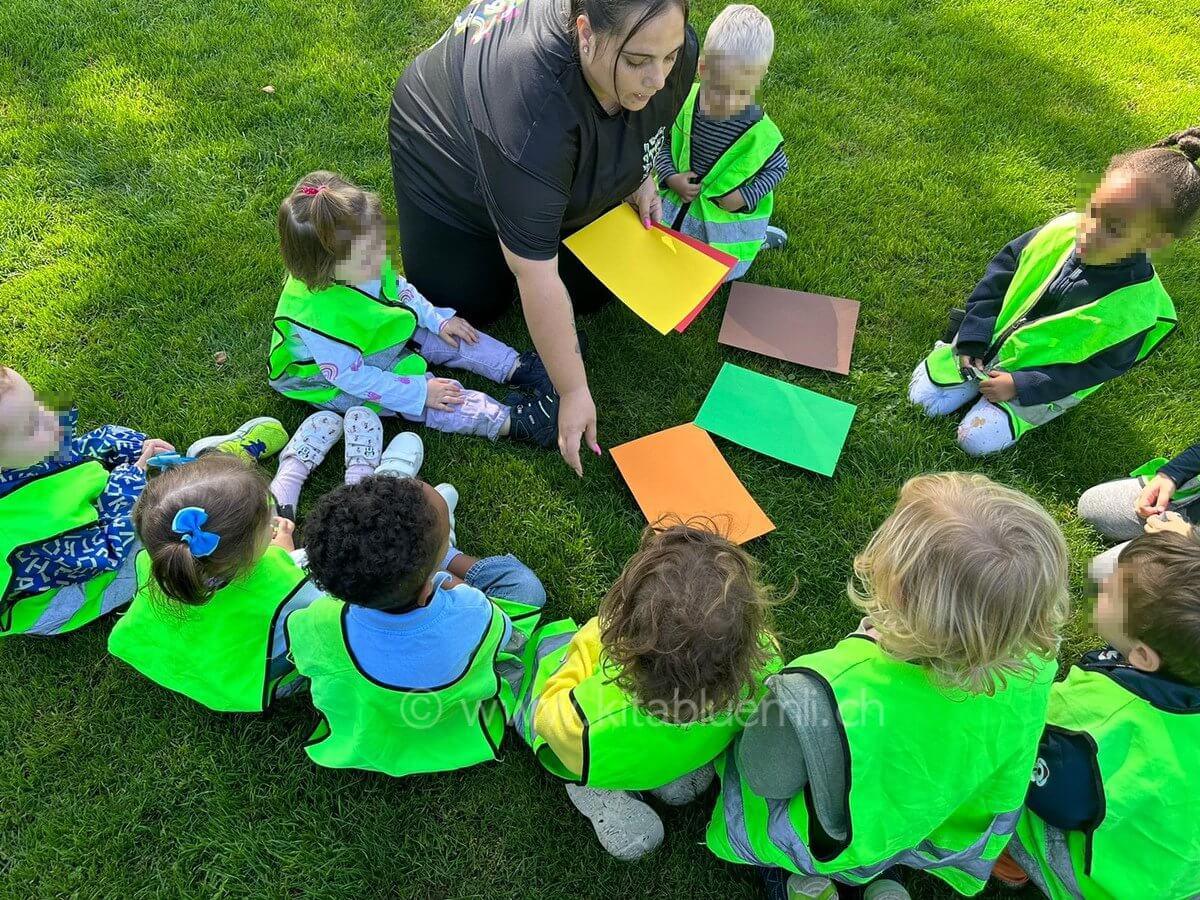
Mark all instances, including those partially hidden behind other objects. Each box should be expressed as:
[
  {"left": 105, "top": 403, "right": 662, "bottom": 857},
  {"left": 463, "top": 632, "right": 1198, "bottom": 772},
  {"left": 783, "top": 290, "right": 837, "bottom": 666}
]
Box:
[
  {"left": 277, "top": 171, "right": 383, "bottom": 290},
  {"left": 848, "top": 472, "right": 1067, "bottom": 695},
  {"left": 703, "top": 5, "right": 774, "bottom": 68}
]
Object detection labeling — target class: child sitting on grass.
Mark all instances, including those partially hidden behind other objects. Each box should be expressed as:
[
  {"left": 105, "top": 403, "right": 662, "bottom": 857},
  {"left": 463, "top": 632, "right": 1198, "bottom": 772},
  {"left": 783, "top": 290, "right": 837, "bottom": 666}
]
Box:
[
  {"left": 658, "top": 4, "right": 788, "bottom": 280},
  {"left": 270, "top": 171, "right": 560, "bottom": 449},
  {"left": 707, "top": 473, "right": 1068, "bottom": 897},
  {"left": 287, "top": 474, "right": 546, "bottom": 777},
  {"left": 909, "top": 128, "right": 1200, "bottom": 455},
  {"left": 0, "top": 365, "right": 172, "bottom": 636},
  {"left": 997, "top": 530, "right": 1200, "bottom": 897},
  {"left": 515, "top": 522, "right": 781, "bottom": 861}
]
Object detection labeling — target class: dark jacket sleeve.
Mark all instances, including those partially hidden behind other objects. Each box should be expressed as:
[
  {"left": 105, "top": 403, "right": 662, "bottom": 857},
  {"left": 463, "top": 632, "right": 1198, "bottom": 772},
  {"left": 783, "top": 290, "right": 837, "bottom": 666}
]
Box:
[
  {"left": 1160, "top": 443, "right": 1200, "bottom": 488},
  {"left": 1026, "top": 726, "right": 1104, "bottom": 832},
  {"left": 955, "top": 226, "right": 1041, "bottom": 359},
  {"left": 1010, "top": 330, "right": 1145, "bottom": 406}
]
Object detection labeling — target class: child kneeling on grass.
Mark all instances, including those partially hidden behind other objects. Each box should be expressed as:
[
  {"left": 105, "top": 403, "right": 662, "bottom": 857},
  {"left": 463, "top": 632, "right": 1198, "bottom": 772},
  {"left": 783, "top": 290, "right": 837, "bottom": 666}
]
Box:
[
  {"left": 996, "top": 530, "right": 1200, "bottom": 897},
  {"left": 0, "top": 365, "right": 172, "bottom": 637},
  {"left": 287, "top": 474, "right": 546, "bottom": 777},
  {"left": 909, "top": 128, "right": 1200, "bottom": 456},
  {"left": 707, "top": 473, "right": 1068, "bottom": 898},
  {"left": 514, "top": 522, "right": 781, "bottom": 861},
  {"left": 270, "top": 171, "right": 560, "bottom": 449}
]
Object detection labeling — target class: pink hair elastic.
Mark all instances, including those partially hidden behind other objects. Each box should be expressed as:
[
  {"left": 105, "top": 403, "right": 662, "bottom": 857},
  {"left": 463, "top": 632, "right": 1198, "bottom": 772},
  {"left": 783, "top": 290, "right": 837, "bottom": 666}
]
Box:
[{"left": 299, "top": 184, "right": 325, "bottom": 196}]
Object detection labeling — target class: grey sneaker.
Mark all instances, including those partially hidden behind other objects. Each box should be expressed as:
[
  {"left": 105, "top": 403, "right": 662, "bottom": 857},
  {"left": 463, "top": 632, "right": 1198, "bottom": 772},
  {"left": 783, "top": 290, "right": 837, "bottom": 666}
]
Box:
[
  {"left": 564, "top": 784, "right": 663, "bottom": 861},
  {"left": 762, "top": 226, "right": 789, "bottom": 251},
  {"left": 649, "top": 763, "right": 715, "bottom": 806},
  {"left": 787, "top": 874, "right": 837, "bottom": 900},
  {"left": 863, "top": 879, "right": 910, "bottom": 900}
]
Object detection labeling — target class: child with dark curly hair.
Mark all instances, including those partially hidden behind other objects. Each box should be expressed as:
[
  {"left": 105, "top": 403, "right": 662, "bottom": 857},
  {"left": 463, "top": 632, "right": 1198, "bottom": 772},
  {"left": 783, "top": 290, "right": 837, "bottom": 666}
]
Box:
[
  {"left": 286, "top": 474, "right": 546, "bottom": 778},
  {"left": 513, "top": 522, "right": 781, "bottom": 861}
]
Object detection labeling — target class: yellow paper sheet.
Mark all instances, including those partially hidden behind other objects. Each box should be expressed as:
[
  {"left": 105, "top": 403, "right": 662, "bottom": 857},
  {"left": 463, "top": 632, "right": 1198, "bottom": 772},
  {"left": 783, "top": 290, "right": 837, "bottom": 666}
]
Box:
[{"left": 563, "top": 205, "right": 733, "bottom": 334}]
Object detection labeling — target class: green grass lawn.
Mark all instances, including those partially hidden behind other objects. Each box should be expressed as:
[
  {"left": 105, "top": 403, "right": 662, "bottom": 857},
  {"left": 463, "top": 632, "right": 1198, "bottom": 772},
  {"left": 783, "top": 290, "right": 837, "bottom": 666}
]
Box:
[{"left": 2, "top": 0, "right": 1198, "bottom": 895}]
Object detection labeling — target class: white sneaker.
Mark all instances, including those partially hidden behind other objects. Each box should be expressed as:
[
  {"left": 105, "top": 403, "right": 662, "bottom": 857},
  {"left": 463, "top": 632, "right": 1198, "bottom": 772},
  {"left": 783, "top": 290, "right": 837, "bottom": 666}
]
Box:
[
  {"left": 344, "top": 407, "right": 383, "bottom": 472},
  {"left": 564, "top": 784, "right": 663, "bottom": 861},
  {"left": 276, "top": 411, "right": 343, "bottom": 471},
  {"left": 649, "top": 762, "right": 715, "bottom": 806},
  {"left": 434, "top": 482, "right": 458, "bottom": 548},
  {"left": 376, "top": 432, "right": 424, "bottom": 480}
]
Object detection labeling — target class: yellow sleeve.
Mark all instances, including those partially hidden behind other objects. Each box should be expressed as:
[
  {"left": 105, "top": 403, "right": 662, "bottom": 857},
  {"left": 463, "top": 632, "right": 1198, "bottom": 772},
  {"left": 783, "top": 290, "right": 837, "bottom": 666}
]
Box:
[{"left": 533, "top": 616, "right": 603, "bottom": 778}]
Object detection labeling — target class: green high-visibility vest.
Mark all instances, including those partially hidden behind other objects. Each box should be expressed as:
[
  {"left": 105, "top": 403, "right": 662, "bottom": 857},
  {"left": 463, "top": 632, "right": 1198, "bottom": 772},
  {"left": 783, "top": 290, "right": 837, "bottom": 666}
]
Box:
[
  {"left": 287, "top": 592, "right": 542, "bottom": 777},
  {"left": 1010, "top": 665, "right": 1200, "bottom": 899},
  {"left": 659, "top": 84, "right": 783, "bottom": 279},
  {"left": 514, "top": 617, "right": 783, "bottom": 791},
  {"left": 0, "top": 461, "right": 123, "bottom": 636},
  {"left": 925, "top": 213, "right": 1177, "bottom": 439},
  {"left": 268, "top": 257, "right": 428, "bottom": 411},
  {"left": 108, "top": 547, "right": 311, "bottom": 712},
  {"left": 707, "top": 636, "right": 1057, "bottom": 895}
]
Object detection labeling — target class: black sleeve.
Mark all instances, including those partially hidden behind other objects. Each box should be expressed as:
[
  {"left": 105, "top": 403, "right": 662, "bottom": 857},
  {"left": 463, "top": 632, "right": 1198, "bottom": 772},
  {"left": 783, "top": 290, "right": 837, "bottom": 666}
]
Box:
[
  {"left": 1026, "top": 726, "right": 1104, "bottom": 832},
  {"left": 474, "top": 128, "right": 572, "bottom": 261},
  {"left": 1010, "top": 330, "right": 1145, "bottom": 406},
  {"left": 1161, "top": 443, "right": 1200, "bottom": 487},
  {"left": 955, "top": 226, "right": 1041, "bottom": 358}
]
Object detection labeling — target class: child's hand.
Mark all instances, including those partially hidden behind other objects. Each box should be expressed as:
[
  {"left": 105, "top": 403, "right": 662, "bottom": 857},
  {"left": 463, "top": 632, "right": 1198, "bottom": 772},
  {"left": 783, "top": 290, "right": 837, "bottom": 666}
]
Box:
[
  {"left": 979, "top": 370, "right": 1017, "bottom": 403},
  {"left": 439, "top": 316, "right": 479, "bottom": 349},
  {"left": 426, "top": 378, "right": 465, "bottom": 411},
  {"left": 1136, "top": 473, "right": 1177, "bottom": 518},
  {"left": 714, "top": 189, "right": 747, "bottom": 213},
  {"left": 666, "top": 172, "right": 701, "bottom": 203},
  {"left": 271, "top": 516, "right": 296, "bottom": 551},
  {"left": 135, "top": 438, "right": 176, "bottom": 472},
  {"left": 1144, "top": 510, "right": 1193, "bottom": 537}
]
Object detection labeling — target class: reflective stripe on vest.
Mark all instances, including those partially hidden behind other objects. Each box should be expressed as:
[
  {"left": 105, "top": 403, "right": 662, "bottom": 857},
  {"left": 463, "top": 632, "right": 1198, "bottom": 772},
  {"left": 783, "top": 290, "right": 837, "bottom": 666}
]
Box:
[
  {"left": 660, "top": 83, "right": 783, "bottom": 269},
  {"left": 108, "top": 547, "right": 310, "bottom": 712},
  {"left": 707, "top": 637, "right": 1056, "bottom": 894},
  {"left": 0, "top": 461, "right": 120, "bottom": 636}
]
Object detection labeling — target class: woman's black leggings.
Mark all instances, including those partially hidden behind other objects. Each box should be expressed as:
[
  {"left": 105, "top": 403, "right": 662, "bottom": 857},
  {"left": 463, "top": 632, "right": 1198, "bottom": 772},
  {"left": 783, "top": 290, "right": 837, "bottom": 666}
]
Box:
[{"left": 393, "top": 189, "right": 615, "bottom": 327}]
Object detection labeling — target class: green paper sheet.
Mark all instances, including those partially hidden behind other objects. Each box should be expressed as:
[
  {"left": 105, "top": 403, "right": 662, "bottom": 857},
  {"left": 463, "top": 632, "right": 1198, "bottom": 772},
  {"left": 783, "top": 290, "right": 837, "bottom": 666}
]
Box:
[{"left": 694, "top": 363, "right": 856, "bottom": 476}]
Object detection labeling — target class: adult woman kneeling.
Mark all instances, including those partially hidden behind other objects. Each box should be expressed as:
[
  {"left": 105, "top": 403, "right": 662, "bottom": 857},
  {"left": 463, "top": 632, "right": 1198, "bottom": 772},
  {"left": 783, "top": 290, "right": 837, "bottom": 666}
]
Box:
[{"left": 389, "top": 0, "right": 697, "bottom": 474}]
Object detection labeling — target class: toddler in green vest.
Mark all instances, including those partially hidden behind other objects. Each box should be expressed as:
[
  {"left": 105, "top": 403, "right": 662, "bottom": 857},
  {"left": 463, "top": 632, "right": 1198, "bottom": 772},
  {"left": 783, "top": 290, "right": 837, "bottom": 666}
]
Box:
[
  {"left": 288, "top": 473, "right": 546, "bottom": 778},
  {"left": 707, "top": 473, "right": 1068, "bottom": 897},
  {"left": 910, "top": 128, "right": 1200, "bottom": 455},
  {"left": 997, "top": 529, "right": 1200, "bottom": 897},
  {"left": 108, "top": 453, "right": 324, "bottom": 713},
  {"left": 658, "top": 4, "right": 789, "bottom": 280},
  {"left": 514, "top": 522, "right": 782, "bottom": 861},
  {"left": 270, "top": 171, "right": 561, "bottom": 450}
]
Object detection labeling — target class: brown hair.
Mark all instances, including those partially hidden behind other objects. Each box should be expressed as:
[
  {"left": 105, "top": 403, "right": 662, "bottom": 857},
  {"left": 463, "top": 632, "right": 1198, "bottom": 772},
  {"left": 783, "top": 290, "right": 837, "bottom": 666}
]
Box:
[
  {"left": 848, "top": 473, "right": 1068, "bottom": 695},
  {"left": 133, "top": 454, "right": 274, "bottom": 607},
  {"left": 1117, "top": 532, "right": 1200, "bottom": 686},
  {"left": 277, "top": 171, "right": 383, "bottom": 290},
  {"left": 1107, "top": 126, "right": 1200, "bottom": 235},
  {"left": 599, "top": 521, "right": 777, "bottom": 723}
]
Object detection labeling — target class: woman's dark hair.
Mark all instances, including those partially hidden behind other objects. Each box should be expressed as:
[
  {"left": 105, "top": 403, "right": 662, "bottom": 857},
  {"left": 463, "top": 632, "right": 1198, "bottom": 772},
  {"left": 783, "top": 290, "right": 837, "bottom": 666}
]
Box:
[
  {"left": 1107, "top": 126, "right": 1200, "bottom": 235},
  {"left": 304, "top": 476, "right": 445, "bottom": 611},
  {"left": 133, "top": 454, "right": 273, "bottom": 608},
  {"left": 599, "top": 520, "right": 777, "bottom": 724},
  {"left": 277, "top": 170, "right": 384, "bottom": 290},
  {"left": 572, "top": 0, "right": 689, "bottom": 90}
]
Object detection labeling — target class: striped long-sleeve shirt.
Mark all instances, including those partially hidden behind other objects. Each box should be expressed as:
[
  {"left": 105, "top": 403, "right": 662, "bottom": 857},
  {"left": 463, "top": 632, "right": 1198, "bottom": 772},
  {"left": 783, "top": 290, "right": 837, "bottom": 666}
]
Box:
[{"left": 656, "top": 103, "right": 787, "bottom": 213}]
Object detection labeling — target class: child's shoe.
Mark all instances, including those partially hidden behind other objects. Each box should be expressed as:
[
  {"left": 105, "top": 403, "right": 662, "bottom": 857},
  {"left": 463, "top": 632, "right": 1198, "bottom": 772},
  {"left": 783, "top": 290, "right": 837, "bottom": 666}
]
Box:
[
  {"left": 269, "top": 411, "right": 344, "bottom": 518},
  {"left": 376, "top": 432, "right": 424, "bottom": 480},
  {"left": 762, "top": 226, "right": 789, "bottom": 251},
  {"left": 862, "top": 879, "right": 909, "bottom": 900},
  {"left": 649, "top": 762, "right": 715, "bottom": 806},
  {"left": 507, "top": 392, "right": 560, "bottom": 449},
  {"left": 786, "top": 875, "right": 837, "bottom": 900},
  {"left": 187, "top": 417, "right": 288, "bottom": 463},
  {"left": 565, "top": 784, "right": 663, "bottom": 861},
  {"left": 507, "top": 350, "right": 554, "bottom": 395},
  {"left": 434, "top": 482, "right": 458, "bottom": 548},
  {"left": 344, "top": 407, "right": 383, "bottom": 483}
]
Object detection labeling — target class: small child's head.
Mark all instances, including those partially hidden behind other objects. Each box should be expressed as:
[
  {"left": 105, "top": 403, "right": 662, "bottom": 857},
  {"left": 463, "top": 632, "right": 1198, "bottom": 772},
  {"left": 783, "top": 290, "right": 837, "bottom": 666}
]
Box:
[
  {"left": 599, "top": 521, "right": 777, "bottom": 723},
  {"left": 698, "top": 5, "right": 774, "bottom": 119},
  {"left": 0, "top": 366, "right": 64, "bottom": 470},
  {"left": 1078, "top": 127, "right": 1200, "bottom": 265},
  {"left": 134, "top": 454, "right": 275, "bottom": 607},
  {"left": 277, "top": 171, "right": 386, "bottom": 290},
  {"left": 849, "top": 473, "right": 1068, "bottom": 694},
  {"left": 304, "top": 476, "right": 451, "bottom": 612},
  {"left": 1097, "top": 532, "right": 1200, "bottom": 685}
]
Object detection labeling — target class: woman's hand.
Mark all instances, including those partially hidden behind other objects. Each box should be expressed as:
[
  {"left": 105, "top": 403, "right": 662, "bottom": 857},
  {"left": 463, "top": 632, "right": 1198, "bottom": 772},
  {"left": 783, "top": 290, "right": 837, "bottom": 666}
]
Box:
[
  {"left": 1136, "top": 473, "right": 1177, "bottom": 518},
  {"left": 438, "top": 316, "right": 479, "bottom": 348},
  {"left": 558, "top": 386, "right": 598, "bottom": 477},
  {"left": 626, "top": 175, "right": 663, "bottom": 229},
  {"left": 425, "top": 378, "right": 465, "bottom": 411}
]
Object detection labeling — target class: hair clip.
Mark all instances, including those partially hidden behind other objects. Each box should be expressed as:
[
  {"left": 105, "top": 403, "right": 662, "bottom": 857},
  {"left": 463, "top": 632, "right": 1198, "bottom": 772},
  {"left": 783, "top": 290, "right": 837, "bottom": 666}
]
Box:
[{"left": 298, "top": 185, "right": 324, "bottom": 196}]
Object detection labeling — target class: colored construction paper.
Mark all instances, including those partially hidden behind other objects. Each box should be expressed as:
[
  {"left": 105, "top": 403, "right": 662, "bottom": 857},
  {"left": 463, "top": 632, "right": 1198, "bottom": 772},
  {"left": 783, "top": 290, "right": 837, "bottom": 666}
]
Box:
[
  {"left": 694, "top": 363, "right": 857, "bottom": 476},
  {"left": 719, "top": 283, "right": 861, "bottom": 375},
  {"left": 564, "top": 205, "right": 734, "bottom": 334},
  {"left": 660, "top": 226, "right": 738, "bottom": 333},
  {"left": 611, "top": 423, "right": 774, "bottom": 544}
]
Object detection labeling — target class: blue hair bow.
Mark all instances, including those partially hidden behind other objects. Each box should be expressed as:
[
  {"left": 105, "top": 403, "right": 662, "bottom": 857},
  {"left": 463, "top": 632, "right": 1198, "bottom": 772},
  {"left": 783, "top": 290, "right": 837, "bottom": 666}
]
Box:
[{"left": 171, "top": 507, "right": 221, "bottom": 558}]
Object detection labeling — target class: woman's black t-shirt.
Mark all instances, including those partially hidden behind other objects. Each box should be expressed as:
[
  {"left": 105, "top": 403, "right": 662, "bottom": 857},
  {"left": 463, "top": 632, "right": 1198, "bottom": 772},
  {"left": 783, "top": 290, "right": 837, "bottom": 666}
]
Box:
[{"left": 389, "top": 0, "right": 698, "bottom": 261}]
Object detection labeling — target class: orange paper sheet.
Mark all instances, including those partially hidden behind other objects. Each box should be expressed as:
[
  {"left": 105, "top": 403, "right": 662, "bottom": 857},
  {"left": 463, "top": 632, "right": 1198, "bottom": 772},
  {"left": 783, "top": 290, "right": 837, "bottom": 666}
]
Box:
[{"left": 610, "top": 423, "right": 775, "bottom": 544}]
